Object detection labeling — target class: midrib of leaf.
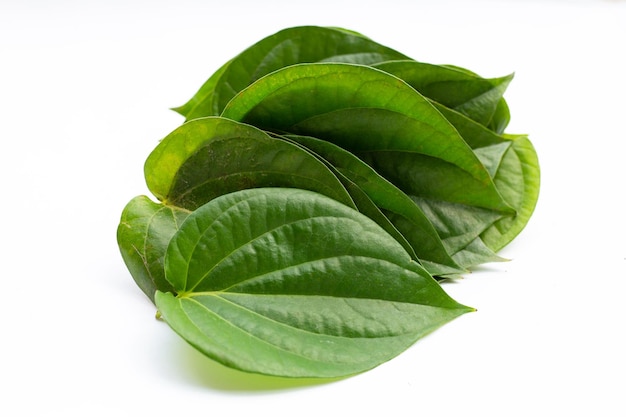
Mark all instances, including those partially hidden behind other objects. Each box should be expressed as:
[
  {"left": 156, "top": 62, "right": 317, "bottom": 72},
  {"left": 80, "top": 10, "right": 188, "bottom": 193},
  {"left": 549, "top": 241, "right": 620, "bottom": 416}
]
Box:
[
  {"left": 454, "top": 76, "right": 512, "bottom": 125},
  {"left": 179, "top": 295, "right": 333, "bottom": 362},
  {"left": 188, "top": 254, "right": 413, "bottom": 296},
  {"left": 285, "top": 109, "right": 499, "bottom": 189},
  {"left": 182, "top": 215, "right": 378, "bottom": 294},
  {"left": 472, "top": 142, "right": 513, "bottom": 179},
  {"left": 172, "top": 294, "right": 374, "bottom": 370},
  {"left": 357, "top": 149, "right": 510, "bottom": 209},
  {"left": 178, "top": 291, "right": 454, "bottom": 341}
]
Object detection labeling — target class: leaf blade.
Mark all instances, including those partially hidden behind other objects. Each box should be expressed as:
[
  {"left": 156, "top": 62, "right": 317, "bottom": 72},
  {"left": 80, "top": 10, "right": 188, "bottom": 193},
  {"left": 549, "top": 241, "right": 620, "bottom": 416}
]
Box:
[
  {"left": 157, "top": 188, "right": 472, "bottom": 377},
  {"left": 221, "top": 63, "right": 513, "bottom": 213},
  {"left": 430, "top": 104, "right": 540, "bottom": 252},
  {"left": 374, "top": 60, "right": 513, "bottom": 129},
  {"left": 285, "top": 134, "right": 464, "bottom": 276},
  {"left": 178, "top": 26, "right": 411, "bottom": 119},
  {"left": 116, "top": 195, "right": 190, "bottom": 301},
  {"left": 144, "top": 116, "right": 355, "bottom": 211}
]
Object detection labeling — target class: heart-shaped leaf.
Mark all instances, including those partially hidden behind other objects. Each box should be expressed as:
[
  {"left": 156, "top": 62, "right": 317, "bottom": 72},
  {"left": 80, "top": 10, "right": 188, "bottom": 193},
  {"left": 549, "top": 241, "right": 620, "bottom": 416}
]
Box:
[
  {"left": 156, "top": 188, "right": 473, "bottom": 378},
  {"left": 117, "top": 26, "right": 540, "bottom": 381}
]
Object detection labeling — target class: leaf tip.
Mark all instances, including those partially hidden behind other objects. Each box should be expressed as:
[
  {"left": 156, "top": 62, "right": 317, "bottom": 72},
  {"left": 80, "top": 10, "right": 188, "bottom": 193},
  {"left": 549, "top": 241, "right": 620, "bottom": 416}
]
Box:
[{"left": 170, "top": 105, "right": 186, "bottom": 116}]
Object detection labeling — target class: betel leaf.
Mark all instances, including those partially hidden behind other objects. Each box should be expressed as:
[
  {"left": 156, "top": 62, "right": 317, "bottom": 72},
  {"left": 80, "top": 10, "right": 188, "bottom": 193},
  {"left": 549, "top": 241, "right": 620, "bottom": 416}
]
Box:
[
  {"left": 174, "top": 26, "right": 410, "bottom": 120},
  {"left": 481, "top": 135, "right": 540, "bottom": 251},
  {"left": 432, "top": 103, "right": 540, "bottom": 252},
  {"left": 172, "top": 59, "right": 232, "bottom": 118},
  {"left": 412, "top": 196, "right": 505, "bottom": 268},
  {"left": 314, "top": 162, "right": 422, "bottom": 263},
  {"left": 434, "top": 63, "right": 512, "bottom": 133},
  {"left": 433, "top": 101, "right": 508, "bottom": 149},
  {"left": 285, "top": 134, "right": 464, "bottom": 276},
  {"left": 374, "top": 60, "right": 513, "bottom": 132},
  {"left": 155, "top": 187, "right": 473, "bottom": 378},
  {"left": 143, "top": 116, "right": 356, "bottom": 211},
  {"left": 488, "top": 98, "right": 511, "bottom": 134},
  {"left": 296, "top": 108, "right": 510, "bottom": 212},
  {"left": 117, "top": 25, "right": 539, "bottom": 380},
  {"left": 221, "top": 63, "right": 513, "bottom": 213},
  {"left": 449, "top": 237, "right": 507, "bottom": 271},
  {"left": 117, "top": 196, "right": 190, "bottom": 301}
]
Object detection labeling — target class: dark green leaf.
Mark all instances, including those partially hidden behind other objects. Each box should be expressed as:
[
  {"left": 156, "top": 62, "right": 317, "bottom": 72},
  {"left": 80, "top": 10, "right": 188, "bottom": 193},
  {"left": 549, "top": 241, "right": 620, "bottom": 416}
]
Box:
[
  {"left": 374, "top": 60, "right": 512, "bottom": 130},
  {"left": 221, "top": 63, "right": 513, "bottom": 213},
  {"left": 327, "top": 166, "right": 422, "bottom": 263},
  {"left": 156, "top": 188, "right": 473, "bottom": 378},
  {"left": 176, "top": 26, "right": 410, "bottom": 120},
  {"left": 285, "top": 134, "right": 464, "bottom": 276}
]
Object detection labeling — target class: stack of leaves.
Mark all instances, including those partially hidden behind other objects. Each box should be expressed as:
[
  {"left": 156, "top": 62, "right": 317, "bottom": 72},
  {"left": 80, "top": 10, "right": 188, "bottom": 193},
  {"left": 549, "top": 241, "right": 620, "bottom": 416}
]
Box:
[{"left": 117, "top": 26, "right": 540, "bottom": 378}]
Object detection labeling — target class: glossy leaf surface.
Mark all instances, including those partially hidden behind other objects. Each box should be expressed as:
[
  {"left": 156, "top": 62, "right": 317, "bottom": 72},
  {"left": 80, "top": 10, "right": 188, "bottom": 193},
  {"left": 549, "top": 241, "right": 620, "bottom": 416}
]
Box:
[
  {"left": 144, "top": 117, "right": 355, "bottom": 210},
  {"left": 316, "top": 160, "right": 421, "bottom": 263},
  {"left": 221, "top": 63, "right": 512, "bottom": 212},
  {"left": 286, "top": 134, "right": 463, "bottom": 276},
  {"left": 175, "top": 26, "right": 410, "bottom": 120},
  {"left": 156, "top": 188, "right": 473, "bottom": 377},
  {"left": 117, "top": 25, "right": 540, "bottom": 380},
  {"left": 374, "top": 60, "right": 512, "bottom": 131}
]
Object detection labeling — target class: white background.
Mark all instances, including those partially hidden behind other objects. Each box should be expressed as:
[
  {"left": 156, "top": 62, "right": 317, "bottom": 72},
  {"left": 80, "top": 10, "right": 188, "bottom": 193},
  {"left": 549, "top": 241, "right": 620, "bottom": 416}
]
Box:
[{"left": 1, "top": 0, "right": 625, "bottom": 415}]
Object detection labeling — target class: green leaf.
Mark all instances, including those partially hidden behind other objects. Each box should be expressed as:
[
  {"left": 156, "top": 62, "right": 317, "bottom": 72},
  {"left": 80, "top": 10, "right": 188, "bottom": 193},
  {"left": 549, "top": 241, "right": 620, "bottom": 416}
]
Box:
[
  {"left": 221, "top": 63, "right": 513, "bottom": 213},
  {"left": 171, "top": 59, "right": 232, "bottom": 117},
  {"left": 487, "top": 98, "right": 511, "bottom": 134},
  {"left": 117, "top": 196, "right": 190, "bottom": 301},
  {"left": 480, "top": 135, "right": 540, "bottom": 251},
  {"left": 325, "top": 164, "right": 422, "bottom": 263},
  {"left": 176, "top": 26, "right": 410, "bottom": 120},
  {"left": 427, "top": 63, "right": 512, "bottom": 133},
  {"left": 374, "top": 60, "right": 513, "bottom": 130},
  {"left": 144, "top": 116, "right": 355, "bottom": 211},
  {"left": 431, "top": 104, "right": 540, "bottom": 252},
  {"left": 450, "top": 237, "right": 508, "bottom": 270},
  {"left": 433, "top": 102, "right": 509, "bottom": 148},
  {"left": 473, "top": 142, "right": 514, "bottom": 178},
  {"left": 410, "top": 196, "right": 503, "bottom": 264},
  {"left": 285, "top": 134, "right": 464, "bottom": 276},
  {"left": 156, "top": 188, "right": 473, "bottom": 378}
]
